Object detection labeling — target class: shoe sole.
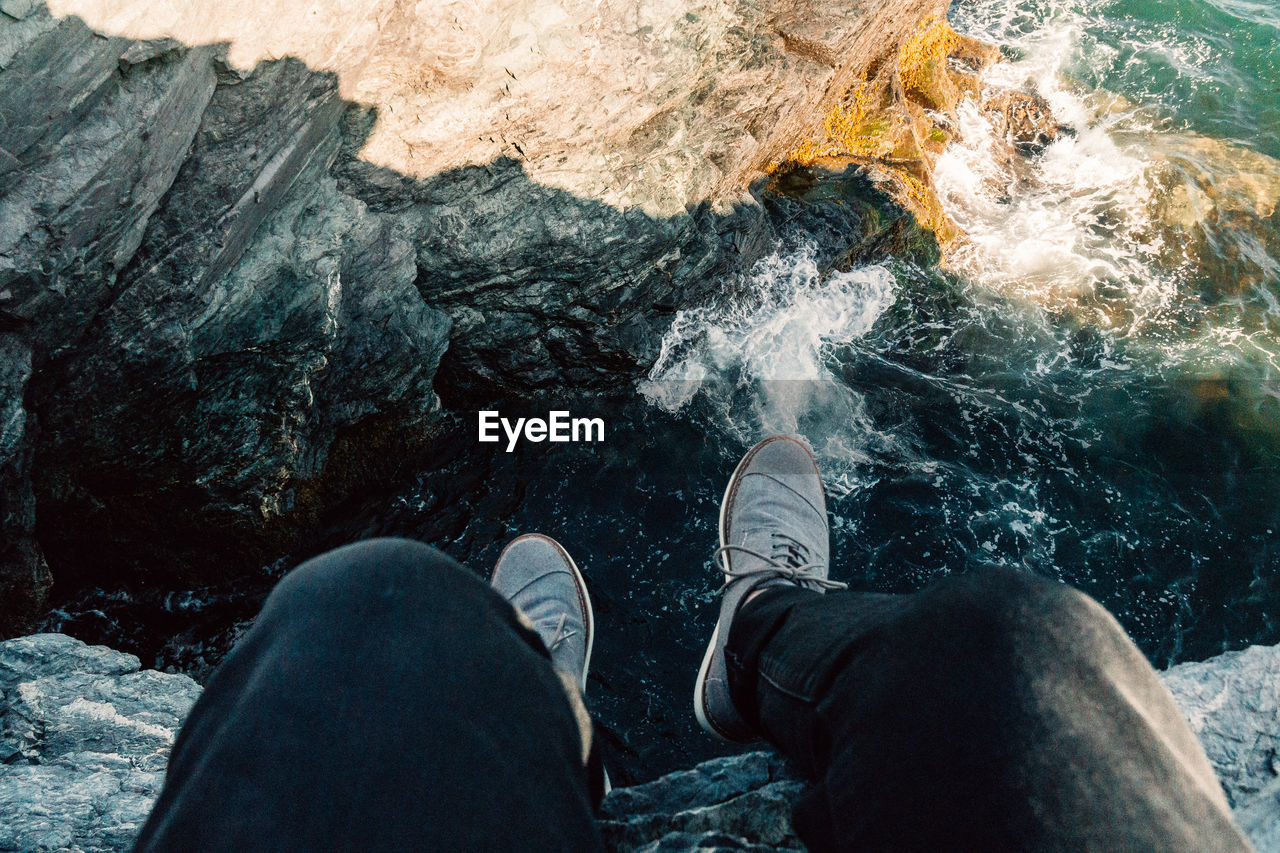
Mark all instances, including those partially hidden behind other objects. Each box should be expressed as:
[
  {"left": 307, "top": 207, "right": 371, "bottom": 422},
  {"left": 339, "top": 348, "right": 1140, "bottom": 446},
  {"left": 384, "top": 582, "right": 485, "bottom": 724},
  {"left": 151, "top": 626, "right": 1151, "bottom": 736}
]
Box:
[
  {"left": 693, "top": 436, "right": 819, "bottom": 741},
  {"left": 496, "top": 533, "right": 595, "bottom": 691}
]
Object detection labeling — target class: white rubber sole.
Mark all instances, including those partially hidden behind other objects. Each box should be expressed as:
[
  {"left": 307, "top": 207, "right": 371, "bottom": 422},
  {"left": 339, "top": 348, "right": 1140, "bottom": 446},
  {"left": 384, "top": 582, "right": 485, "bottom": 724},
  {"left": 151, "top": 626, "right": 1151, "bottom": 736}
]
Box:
[
  {"left": 693, "top": 439, "right": 764, "bottom": 741},
  {"left": 692, "top": 621, "right": 728, "bottom": 740}
]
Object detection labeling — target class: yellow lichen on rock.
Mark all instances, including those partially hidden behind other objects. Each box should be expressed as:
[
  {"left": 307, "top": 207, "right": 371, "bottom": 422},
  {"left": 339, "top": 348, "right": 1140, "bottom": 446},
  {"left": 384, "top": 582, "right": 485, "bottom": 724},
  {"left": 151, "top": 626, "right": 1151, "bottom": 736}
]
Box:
[
  {"left": 896, "top": 170, "right": 954, "bottom": 239},
  {"left": 899, "top": 16, "right": 960, "bottom": 109},
  {"left": 774, "top": 13, "right": 1003, "bottom": 253},
  {"left": 789, "top": 80, "right": 882, "bottom": 165}
]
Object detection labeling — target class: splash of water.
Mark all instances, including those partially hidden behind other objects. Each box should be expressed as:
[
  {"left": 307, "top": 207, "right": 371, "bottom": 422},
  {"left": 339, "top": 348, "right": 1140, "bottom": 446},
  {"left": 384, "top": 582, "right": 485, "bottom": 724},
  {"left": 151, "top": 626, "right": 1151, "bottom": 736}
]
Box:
[
  {"left": 941, "top": 0, "right": 1280, "bottom": 368},
  {"left": 936, "top": 97, "right": 1173, "bottom": 328},
  {"left": 640, "top": 246, "right": 900, "bottom": 491}
]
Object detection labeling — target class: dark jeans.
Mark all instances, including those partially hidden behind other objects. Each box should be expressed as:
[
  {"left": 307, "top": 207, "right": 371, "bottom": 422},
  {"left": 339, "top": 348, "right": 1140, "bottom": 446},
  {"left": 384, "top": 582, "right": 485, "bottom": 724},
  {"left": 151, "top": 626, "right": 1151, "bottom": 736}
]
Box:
[
  {"left": 135, "top": 538, "right": 1250, "bottom": 852},
  {"left": 133, "top": 539, "right": 604, "bottom": 852},
  {"left": 728, "top": 572, "right": 1252, "bottom": 852}
]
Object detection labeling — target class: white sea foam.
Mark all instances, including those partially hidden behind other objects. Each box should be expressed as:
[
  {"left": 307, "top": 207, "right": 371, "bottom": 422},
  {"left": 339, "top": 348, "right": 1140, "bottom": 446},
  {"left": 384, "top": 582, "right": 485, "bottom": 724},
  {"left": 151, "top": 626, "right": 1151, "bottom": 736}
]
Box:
[
  {"left": 640, "top": 246, "right": 900, "bottom": 491},
  {"left": 936, "top": 2, "right": 1187, "bottom": 333},
  {"left": 945, "top": 0, "right": 1280, "bottom": 380}
]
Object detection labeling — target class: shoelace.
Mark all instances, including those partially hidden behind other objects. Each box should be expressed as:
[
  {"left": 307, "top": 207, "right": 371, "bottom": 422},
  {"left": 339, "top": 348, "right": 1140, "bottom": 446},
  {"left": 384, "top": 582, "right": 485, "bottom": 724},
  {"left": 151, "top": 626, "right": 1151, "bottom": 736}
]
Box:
[
  {"left": 713, "top": 532, "right": 848, "bottom": 591},
  {"left": 770, "top": 532, "right": 811, "bottom": 567},
  {"left": 541, "top": 612, "right": 578, "bottom": 653}
]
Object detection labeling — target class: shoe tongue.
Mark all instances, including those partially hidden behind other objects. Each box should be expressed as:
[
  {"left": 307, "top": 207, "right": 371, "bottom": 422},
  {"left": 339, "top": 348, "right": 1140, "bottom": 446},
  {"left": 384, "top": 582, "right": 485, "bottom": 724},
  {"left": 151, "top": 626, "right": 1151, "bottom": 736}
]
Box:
[
  {"left": 513, "top": 578, "right": 586, "bottom": 673},
  {"left": 771, "top": 536, "right": 808, "bottom": 569},
  {"left": 528, "top": 617, "right": 584, "bottom": 676},
  {"left": 732, "top": 526, "right": 802, "bottom": 570}
]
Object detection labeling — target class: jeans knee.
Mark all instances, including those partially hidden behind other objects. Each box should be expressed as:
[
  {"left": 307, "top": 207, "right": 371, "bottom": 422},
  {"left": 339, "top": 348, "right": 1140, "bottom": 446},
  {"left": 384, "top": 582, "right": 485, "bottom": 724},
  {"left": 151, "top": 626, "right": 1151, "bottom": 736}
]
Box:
[
  {"left": 268, "top": 537, "right": 472, "bottom": 616},
  {"left": 920, "top": 568, "right": 1109, "bottom": 661}
]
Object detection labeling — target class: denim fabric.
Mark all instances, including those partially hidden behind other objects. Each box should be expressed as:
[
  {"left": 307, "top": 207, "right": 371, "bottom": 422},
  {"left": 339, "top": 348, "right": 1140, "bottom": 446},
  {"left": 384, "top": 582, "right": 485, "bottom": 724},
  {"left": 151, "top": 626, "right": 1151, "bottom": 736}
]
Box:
[
  {"left": 725, "top": 568, "right": 1252, "bottom": 853},
  {"left": 135, "top": 540, "right": 1248, "bottom": 852},
  {"left": 133, "top": 538, "right": 604, "bottom": 853}
]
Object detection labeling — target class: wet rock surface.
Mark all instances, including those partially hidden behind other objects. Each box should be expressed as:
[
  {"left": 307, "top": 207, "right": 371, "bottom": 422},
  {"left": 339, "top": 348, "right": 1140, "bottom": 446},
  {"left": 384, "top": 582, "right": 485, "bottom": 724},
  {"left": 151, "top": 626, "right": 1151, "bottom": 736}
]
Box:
[
  {"left": 1, "top": 633, "right": 1277, "bottom": 852},
  {"left": 0, "top": 0, "right": 953, "bottom": 633},
  {"left": 981, "top": 90, "right": 1064, "bottom": 156}
]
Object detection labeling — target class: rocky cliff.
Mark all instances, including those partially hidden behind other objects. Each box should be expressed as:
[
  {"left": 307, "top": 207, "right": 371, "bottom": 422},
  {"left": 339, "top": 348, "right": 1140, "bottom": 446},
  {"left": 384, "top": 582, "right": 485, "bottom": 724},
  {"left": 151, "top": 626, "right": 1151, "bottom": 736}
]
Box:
[
  {"left": 0, "top": 0, "right": 1007, "bottom": 633},
  {"left": 1, "top": 633, "right": 1277, "bottom": 851}
]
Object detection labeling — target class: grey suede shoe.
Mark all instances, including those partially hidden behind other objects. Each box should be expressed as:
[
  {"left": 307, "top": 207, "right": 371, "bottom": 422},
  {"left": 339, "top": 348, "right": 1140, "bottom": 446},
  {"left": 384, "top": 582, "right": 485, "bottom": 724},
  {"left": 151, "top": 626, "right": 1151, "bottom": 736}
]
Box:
[
  {"left": 491, "top": 534, "right": 594, "bottom": 691},
  {"left": 694, "top": 435, "right": 847, "bottom": 742}
]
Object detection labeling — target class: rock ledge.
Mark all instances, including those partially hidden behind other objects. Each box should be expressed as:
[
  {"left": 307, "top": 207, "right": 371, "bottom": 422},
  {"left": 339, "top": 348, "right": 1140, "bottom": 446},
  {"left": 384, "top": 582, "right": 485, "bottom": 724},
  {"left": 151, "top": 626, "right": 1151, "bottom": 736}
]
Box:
[{"left": 1, "top": 633, "right": 1277, "bottom": 852}]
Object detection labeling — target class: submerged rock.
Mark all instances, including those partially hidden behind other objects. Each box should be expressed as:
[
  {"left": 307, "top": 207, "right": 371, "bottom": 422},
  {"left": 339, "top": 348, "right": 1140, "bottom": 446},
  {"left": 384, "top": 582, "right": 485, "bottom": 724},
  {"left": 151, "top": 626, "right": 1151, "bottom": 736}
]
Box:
[
  {"left": 981, "top": 90, "right": 1064, "bottom": 156},
  {"left": 1147, "top": 132, "right": 1280, "bottom": 305},
  {"left": 0, "top": 633, "right": 1277, "bottom": 852}
]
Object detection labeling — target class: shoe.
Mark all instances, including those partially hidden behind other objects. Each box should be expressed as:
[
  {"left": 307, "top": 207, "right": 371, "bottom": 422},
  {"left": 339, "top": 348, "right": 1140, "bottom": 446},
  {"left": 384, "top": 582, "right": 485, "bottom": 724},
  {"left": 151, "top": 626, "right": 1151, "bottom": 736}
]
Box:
[
  {"left": 491, "top": 533, "right": 594, "bottom": 691},
  {"left": 694, "top": 435, "right": 846, "bottom": 742}
]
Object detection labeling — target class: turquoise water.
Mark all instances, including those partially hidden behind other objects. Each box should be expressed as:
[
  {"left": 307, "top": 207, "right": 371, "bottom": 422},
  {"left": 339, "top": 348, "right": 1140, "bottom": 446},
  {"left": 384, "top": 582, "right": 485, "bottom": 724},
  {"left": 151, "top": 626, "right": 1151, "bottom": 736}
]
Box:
[
  {"left": 954, "top": 0, "right": 1280, "bottom": 158},
  {"left": 1059, "top": 0, "right": 1279, "bottom": 158},
  {"left": 628, "top": 0, "right": 1280, "bottom": 774}
]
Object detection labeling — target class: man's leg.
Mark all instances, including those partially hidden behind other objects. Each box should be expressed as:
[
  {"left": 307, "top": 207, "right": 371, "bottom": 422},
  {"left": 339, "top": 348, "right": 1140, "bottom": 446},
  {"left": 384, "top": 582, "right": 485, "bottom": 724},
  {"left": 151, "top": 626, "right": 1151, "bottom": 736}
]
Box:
[
  {"left": 726, "top": 571, "right": 1253, "bottom": 852},
  {"left": 695, "top": 435, "right": 1251, "bottom": 852},
  {"left": 134, "top": 537, "right": 604, "bottom": 853}
]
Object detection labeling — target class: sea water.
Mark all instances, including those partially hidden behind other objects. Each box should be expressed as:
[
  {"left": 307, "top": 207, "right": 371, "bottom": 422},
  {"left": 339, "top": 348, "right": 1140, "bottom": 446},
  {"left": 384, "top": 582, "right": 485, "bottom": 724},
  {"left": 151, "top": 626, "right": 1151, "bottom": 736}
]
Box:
[{"left": 634, "top": 0, "right": 1280, "bottom": 775}]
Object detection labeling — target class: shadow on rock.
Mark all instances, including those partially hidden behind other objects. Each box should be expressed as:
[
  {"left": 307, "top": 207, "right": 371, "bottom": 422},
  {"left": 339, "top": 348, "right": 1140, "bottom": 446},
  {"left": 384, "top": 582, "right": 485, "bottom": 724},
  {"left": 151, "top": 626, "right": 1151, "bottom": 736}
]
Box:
[{"left": 0, "top": 0, "right": 941, "bottom": 636}]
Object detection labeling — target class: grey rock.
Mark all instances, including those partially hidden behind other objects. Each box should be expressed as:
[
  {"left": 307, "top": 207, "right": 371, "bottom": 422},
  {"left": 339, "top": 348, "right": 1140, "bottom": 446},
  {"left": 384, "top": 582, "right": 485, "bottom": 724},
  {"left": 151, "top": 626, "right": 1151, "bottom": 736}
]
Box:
[
  {"left": 1239, "top": 777, "right": 1280, "bottom": 853},
  {"left": 600, "top": 752, "right": 806, "bottom": 852},
  {"left": 0, "top": 634, "right": 199, "bottom": 852},
  {"left": 1164, "top": 643, "right": 1280, "bottom": 809},
  {"left": 1, "top": 634, "right": 1279, "bottom": 852},
  {"left": 0, "top": 0, "right": 947, "bottom": 630},
  {"left": 0, "top": 334, "right": 47, "bottom": 635},
  {"left": 0, "top": 758, "right": 166, "bottom": 853},
  {"left": 1, "top": 668, "right": 197, "bottom": 769},
  {"left": 0, "top": 632, "right": 139, "bottom": 684},
  {"left": 0, "top": 634, "right": 199, "bottom": 769},
  {"left": 0, "top": 0, "right": 37, "bottom": 21}
]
